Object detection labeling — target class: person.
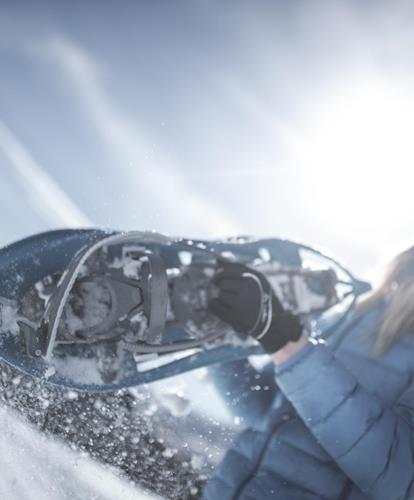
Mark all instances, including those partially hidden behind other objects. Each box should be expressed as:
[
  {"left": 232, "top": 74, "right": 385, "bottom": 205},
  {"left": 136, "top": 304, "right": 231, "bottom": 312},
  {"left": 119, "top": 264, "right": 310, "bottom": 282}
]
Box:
[{"left": 202, "top": 248, "right": 414, "bottom": 500}]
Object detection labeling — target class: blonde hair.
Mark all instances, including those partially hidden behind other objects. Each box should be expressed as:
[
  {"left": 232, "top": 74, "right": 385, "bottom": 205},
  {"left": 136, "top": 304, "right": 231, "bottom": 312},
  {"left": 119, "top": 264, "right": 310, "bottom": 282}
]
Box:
[{"left": 358, "top": 246, "right": 414, "bottom": 355}]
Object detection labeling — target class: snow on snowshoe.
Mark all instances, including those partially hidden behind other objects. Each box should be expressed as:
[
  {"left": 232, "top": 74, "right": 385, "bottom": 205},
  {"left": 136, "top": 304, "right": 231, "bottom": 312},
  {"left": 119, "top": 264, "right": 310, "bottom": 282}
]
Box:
[{"left": 0, "top": 229, "right": 370, "bottom": 392}]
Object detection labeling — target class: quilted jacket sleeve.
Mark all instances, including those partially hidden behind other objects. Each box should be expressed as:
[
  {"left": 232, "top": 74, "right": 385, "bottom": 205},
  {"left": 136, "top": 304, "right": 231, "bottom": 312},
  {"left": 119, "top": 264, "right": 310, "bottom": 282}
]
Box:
[
  {"left": 209, "top": 359, "right": 279, "bottom": 427},
  {"left": 275, "top": 341, "right": 414, "bottom": 500}
]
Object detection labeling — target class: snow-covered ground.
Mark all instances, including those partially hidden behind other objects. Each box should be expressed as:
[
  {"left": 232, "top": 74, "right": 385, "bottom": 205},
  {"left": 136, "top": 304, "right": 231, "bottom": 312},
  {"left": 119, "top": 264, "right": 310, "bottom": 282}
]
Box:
[{"left": 0, "top": 405, "right": 159, "bottom": 500}]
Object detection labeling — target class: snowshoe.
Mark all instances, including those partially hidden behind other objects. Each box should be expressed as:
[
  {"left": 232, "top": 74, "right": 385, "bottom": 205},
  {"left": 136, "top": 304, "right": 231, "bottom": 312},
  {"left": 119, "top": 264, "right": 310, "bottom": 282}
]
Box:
[{"left": 0, "top": 229, "right": 370, "bottom": 392}]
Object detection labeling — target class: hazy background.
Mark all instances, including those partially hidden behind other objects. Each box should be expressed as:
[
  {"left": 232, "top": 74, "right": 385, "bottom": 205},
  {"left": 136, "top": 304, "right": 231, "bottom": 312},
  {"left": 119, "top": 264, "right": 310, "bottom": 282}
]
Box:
[{"left": 1, "top": 0, "right": 414, "bottom": 280}]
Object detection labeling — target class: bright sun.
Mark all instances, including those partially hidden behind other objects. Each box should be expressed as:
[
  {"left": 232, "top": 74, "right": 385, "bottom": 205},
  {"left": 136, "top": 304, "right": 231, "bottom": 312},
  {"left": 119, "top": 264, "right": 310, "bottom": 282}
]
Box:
[{"left": 287, "top": 77, "right": 414, "bottom": 246}]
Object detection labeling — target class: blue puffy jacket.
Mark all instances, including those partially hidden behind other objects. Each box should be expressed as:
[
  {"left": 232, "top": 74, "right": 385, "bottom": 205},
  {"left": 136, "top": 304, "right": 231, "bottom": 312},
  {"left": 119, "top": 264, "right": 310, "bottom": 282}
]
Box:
[{"left": 203, "top": 302, "right": 414, "bottom": 499}]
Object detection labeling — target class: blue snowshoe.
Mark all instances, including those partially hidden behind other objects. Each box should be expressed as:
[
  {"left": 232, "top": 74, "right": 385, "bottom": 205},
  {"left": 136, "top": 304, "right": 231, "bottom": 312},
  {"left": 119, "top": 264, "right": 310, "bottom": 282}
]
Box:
[{"left": 0, "top": 229, "right": 370, "bottom": 392}]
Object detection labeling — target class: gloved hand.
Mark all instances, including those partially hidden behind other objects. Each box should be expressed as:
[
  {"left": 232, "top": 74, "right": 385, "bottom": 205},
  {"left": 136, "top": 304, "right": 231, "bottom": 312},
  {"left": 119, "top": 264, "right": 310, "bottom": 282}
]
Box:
[{"left": 208, "top": 262, "right": 303, "bottom": 353}]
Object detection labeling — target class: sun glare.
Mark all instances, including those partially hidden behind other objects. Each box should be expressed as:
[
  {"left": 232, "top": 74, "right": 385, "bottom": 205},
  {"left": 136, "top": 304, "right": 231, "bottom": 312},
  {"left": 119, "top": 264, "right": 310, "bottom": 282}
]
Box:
[{"left": 289, "top": 77, "right": 414, "bottom": 244}]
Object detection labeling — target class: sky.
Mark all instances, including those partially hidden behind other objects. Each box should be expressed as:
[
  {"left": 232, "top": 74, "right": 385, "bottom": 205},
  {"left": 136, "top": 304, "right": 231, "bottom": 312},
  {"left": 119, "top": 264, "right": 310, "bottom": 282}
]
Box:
[{"left": 1, "top": 1, "right": 414, "bottom": 279}]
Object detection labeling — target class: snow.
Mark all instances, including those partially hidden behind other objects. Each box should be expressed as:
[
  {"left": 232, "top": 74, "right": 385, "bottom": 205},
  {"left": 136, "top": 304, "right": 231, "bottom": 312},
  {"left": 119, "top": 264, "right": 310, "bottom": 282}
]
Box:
[
  {"left": 0, "top": 359, "right": 217, "bottom": 499},
  {"left": 0, "top": 404, "right": 159, "bottom": 500},
  {"left": 178, "top": 251, "right": 192, "bottom": 266},
  {"left": 157, "top": 387, "right": 192, "bottom": 417},
  {"left": 66, "top": 280, "right": 112, "bottom": 335},
  {"left": 0, "top": 298, "right": 19, "bottom": 336},
  {"left": 123, "top": 259, "right": 144, "bottom": 279},
  {"left": 44, "top": 365, "right": 56, "bottom": 379},
  {"left": 51, "top": 356, "right": 104, "bottom": 384}
]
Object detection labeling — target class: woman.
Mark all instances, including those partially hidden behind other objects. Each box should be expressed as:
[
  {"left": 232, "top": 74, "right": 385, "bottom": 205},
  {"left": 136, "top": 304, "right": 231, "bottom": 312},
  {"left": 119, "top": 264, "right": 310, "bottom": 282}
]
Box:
[{"left": 203, "top": 248, "right": 414, "bottom": 499}]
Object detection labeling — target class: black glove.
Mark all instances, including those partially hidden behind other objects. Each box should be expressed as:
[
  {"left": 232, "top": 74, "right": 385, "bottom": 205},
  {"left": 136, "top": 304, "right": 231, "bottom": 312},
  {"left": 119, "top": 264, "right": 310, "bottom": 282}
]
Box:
[{"left": 208, "top": 262, "right": 303, "bottom": 353}]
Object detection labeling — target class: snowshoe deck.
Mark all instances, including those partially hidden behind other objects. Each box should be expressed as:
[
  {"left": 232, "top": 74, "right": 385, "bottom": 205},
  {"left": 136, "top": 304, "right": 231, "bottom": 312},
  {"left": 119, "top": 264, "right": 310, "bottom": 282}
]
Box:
[{"left": 0, "top": 229, "right": 370, "bottom": 392}]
